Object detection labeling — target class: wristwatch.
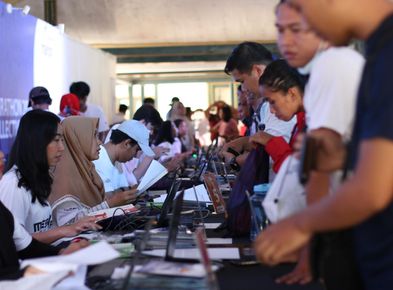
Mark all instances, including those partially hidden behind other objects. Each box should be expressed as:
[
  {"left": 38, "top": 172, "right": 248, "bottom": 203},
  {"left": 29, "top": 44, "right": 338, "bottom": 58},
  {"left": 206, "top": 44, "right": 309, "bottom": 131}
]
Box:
[{"left": 229, "top": 156, "right": 240, "bottom": 171}]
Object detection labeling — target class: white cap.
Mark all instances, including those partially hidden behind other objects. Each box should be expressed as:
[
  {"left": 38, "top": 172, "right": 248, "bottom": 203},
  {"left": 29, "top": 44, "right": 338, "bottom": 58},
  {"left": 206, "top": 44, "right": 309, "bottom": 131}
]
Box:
[{"left": 117, "top": 120, "right": 155, "bottom": 157}]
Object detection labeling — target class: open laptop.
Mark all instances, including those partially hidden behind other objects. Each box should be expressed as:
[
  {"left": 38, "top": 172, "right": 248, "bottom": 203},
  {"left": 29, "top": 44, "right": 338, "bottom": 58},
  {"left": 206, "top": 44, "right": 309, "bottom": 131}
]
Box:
[{"left": 156, "top": 178, "right": 182, "bottom": 227}]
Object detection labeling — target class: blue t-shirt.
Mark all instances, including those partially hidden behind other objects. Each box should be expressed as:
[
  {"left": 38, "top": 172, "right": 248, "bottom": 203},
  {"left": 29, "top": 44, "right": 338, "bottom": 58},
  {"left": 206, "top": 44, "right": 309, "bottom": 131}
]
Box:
[{"left": 350, "top": 14, "right": 393, "bottom": 290}]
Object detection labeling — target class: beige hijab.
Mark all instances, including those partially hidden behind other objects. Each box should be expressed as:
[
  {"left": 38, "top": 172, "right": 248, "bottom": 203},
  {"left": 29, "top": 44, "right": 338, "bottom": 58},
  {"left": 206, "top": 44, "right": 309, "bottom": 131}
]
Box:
[{"left": 49, "top": 116, "right": 105, "bottom": 207}]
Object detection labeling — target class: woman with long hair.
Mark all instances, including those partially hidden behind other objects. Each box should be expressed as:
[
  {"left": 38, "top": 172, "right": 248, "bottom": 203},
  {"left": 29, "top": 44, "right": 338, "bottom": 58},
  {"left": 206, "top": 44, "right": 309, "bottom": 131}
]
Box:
[{"left": 0, "top": 110, "right": 98, "bottom": 244}]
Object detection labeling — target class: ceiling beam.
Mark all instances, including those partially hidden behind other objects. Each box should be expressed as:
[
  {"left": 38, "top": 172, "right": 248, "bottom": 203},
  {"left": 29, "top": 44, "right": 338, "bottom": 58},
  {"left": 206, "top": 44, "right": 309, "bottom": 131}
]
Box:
[{"left": 102, "top": 43, "right": 279, "bottom": 63}]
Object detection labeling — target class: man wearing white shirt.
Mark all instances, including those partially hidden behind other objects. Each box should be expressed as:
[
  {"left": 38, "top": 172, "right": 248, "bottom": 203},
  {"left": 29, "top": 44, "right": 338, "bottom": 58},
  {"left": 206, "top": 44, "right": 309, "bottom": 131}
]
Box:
[
  {"left": 93, "top": 120, "right": 155, "bottom": 196},
  {"left": 220, "top": 42, "right": 296, "bottom": 168},
  {"left": 70, "top": 81, "right": 109, "bottom": 141}
]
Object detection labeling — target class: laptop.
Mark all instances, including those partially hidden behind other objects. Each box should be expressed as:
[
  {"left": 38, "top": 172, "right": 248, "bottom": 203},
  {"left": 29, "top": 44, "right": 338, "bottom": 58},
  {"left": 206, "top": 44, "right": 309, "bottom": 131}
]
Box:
[{"left": 156, "top": 178, "right": 182, "bottom": 227}]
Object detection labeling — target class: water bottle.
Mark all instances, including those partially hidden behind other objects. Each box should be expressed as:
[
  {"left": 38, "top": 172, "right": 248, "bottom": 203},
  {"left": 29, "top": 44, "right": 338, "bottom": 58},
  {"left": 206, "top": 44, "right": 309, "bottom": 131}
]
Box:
[{"left": 249, "top": 184, "right": 270, "bottom": 241}]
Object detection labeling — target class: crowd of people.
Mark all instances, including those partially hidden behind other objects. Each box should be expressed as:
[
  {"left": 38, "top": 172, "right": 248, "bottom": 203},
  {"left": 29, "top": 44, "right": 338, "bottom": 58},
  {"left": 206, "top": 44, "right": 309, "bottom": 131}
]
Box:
[{"left": 1, "top": 0, "right": 393, "bottom": 289}]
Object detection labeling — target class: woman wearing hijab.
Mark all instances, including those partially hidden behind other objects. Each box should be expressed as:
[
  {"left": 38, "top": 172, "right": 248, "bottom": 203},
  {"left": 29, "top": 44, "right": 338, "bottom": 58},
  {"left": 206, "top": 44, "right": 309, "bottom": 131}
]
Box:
[{"left": 49, "top": 116, "right": 136, "bottom": 226}]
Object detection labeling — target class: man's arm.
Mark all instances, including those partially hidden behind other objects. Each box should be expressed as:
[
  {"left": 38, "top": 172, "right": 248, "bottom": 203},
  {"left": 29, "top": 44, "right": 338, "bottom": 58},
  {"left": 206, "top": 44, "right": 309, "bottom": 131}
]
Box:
[{"left": 255, "top": 138, "right": 393, "bottom": 265}]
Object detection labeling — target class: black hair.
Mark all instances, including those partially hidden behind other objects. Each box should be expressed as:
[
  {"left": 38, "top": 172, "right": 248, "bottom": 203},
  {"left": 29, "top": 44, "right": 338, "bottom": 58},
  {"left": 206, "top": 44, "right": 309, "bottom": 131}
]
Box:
[
  {"left": 119, "top": 104, "right": 128, "bottom": 113},
  {"left": 173, "top": 119, "right": 185, "bottom": 128},
  {"left": 143, "top": 98, "right": 155, "bottom": 105},
  {"left": 133, "top": 105, "right": 163, "bottom": 128},
  {"left": 70, "top": 81, "right": 90, "bottom": 99},
  {"left": 154, "top": 121, "right": 175, "bottom": 145},
  {"left": 224, "top": 42, "right": 273, "bottom": 75},
  {"left": 221, "top": 105, "right": 233, "bottom": 122},
  {"left": 259, "top": 59, "right": 305, "bottom": 94},
  {"left": 171, "top": 97, "right": 180, "bottom": 103},
  {"left": 275, "top": 0, "right": 299, "bottom": 13},
  {"left": 237, "top": 84, "right": 242, "bottom": 92},
  {"left": 6, "top": 110, "right": 60, "bottom": 206},
  {"left": 110, "top": 129, "right": 137, "bottom": 146}
]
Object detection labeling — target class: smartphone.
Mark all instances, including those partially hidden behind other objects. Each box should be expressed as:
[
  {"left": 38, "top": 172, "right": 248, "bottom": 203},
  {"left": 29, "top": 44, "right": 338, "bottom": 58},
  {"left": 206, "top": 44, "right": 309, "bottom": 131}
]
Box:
[{"left": 299, "top": 135, "right": 318, "bottom": 185}]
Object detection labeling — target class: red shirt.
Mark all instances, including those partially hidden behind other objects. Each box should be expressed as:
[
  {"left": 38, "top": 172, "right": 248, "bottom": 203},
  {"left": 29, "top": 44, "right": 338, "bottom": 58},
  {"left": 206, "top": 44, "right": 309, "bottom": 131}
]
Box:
[{"left": 265, "top": 111, "right": 306, "bottom": 173}]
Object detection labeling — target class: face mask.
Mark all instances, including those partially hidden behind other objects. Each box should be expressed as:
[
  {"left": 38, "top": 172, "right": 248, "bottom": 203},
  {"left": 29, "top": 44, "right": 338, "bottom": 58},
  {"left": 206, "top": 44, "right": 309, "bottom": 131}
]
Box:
[{"left": 297, "top": 41, "right": 329, "bottom": 75}]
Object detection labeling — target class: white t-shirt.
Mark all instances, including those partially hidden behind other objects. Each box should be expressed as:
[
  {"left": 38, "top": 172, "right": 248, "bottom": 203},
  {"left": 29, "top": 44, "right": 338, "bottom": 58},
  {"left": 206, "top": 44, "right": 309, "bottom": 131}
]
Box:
[
  {"left": 81, "top": 103, "right": 109, "bottom": 133},
  {"left": 156, "top": 138, "right": 182, "bottom": 163},
  {"left": 305, "top": 47, "right": 365, "bottom": 142},
  {"left": 13, "top": 216, "right": 32, "bottom": 251},
  {"left": 93, "top": 145, "right": 129, "bottom": 192},
  {"left": 0, "top": 167, "right": 52, "bottom": 234},
  {"left": 260, "top": 101, "right": 296, "bottom": 142},
  {"left": 305, "top": 47, "right": 365, "bottom": 191}
]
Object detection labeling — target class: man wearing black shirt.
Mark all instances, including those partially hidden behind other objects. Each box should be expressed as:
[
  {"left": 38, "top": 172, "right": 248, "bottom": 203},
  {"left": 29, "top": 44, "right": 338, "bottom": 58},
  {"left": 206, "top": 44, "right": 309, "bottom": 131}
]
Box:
[{"left": 255, "top": 1, "right": 393, "bottom": 290}]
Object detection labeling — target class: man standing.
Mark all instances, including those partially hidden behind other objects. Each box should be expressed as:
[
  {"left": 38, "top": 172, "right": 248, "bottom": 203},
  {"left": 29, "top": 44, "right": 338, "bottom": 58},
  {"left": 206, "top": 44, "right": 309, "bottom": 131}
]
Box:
[
  {"left": 255, "top": 1, "right": 393, "bottom": 290},
  {"left": 28, "top": 86, "right": 52, "bottom": 111},
  {"left": 70, "top": 81, "right": 109, "bottom": 141},
  {"left": 221, "top": 42, "right": 295, "bottom": 169}
]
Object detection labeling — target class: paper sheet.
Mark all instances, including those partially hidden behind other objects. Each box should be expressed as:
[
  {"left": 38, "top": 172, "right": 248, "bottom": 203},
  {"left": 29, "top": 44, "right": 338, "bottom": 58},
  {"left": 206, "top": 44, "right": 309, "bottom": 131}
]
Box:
[
  {"left": 204, "top": 223, "right": 221, "bottom": 229},
  {"left": 21, "top": 241, "right": 120, "bottom": 268},
  {"left": 183, "top": 184, "right": 211, "bottom": 202},
  {"left": 143, "top": 247, "right": 240, "bottom": 260},
  {"left": 52, "top": 266, "right": 89, "bottom": 290},
  {"left": 137, "top": 260, "right": 209, "bottom": 278},
  {"left": 206, "top": 238, "right": 233, "bottom": 245},
  {"left": 0, "top": 271, "right": 69, "bottom": 290}
]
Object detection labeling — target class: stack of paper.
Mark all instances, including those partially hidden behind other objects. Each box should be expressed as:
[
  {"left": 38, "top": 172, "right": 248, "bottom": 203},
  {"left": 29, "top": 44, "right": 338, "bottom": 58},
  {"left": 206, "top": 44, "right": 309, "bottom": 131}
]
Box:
[{"left": 18, "top": 241, "right": 120, "bottom": 290}]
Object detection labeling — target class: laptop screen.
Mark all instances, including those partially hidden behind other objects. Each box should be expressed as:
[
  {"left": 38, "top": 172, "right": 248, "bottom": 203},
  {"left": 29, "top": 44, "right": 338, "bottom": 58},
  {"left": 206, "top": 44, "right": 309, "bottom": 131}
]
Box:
[
  {"left": 165, "top": 190, "right": 184, "bottom": 259},
  {"left": 157, "top": 179, "right": 182, "bottom": 227}
]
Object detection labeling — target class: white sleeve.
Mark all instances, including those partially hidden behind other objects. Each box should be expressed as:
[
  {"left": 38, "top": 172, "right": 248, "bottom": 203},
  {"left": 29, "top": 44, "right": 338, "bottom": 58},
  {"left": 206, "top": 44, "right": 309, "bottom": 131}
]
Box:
[
  {"left": 0, "top": 172, "right": 30, "bottom": 228},
  {"left": 305, "top": 48, "right": 365, "bottom": 140},
  {"left": 52, "top": 197, "right": 109, "bottom": 226},
  {"left": 172, "top": 138, "right": 182, "bottom": 155},
  {"left": 93, "top": 160, "right": 114, "bottom": 193},
  {"left": 261, "top": 102, "right": 296, "bottom": 142},
  {"left": 13, "top": 217, "right": 32, "bottom": 251}
]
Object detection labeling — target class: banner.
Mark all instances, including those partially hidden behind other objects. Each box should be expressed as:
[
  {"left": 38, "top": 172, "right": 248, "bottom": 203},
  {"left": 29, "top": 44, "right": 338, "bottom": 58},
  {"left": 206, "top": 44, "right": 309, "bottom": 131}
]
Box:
[{"left": 0, "top": 1, "right": 36, "bottom": 155}]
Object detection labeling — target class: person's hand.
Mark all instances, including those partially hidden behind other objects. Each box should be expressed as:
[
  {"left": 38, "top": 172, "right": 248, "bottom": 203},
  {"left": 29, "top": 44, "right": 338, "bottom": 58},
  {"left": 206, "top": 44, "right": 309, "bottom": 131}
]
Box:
[
  {"left": 218, "top": 141, "right": 233, "bottom": 160},
  {"left": 275, "top": 246, "right": 312, "bottom": 285},
  {"left": 254, "top": 217, "right": 312, "bottom": 266},
  {"left": 107, "top": 185, "right": 138, "bottom": 207},
  {"left": 165, "top": 155, "right": 184, "bottom": 172},
  {"left": 311, "top": 129, "right": 346, "bottom": 172},
  {"left": 62, "top": 216, "right": 102, "bottom": 237},
  {"left": 222, "top": 151, "right": 235, "bottom": 164},
  {"left": 24, "top": 266, "right": 46, "bottom": 277},
  {"left": 249, "top": 131, "right": 273, "bottom": 147},
  {"left": 59, "top": 239, "right": 90, "bottom": 255},
  {"left": 153, "top": 146, "right": 169, "bottom": 158}
]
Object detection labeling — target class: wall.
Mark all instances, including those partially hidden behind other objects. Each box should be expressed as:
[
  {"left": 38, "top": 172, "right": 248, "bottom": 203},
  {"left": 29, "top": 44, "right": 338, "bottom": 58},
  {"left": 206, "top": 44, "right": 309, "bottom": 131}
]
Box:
[{"left": 0, "top": 1, "right": 116, "bottom": 154}]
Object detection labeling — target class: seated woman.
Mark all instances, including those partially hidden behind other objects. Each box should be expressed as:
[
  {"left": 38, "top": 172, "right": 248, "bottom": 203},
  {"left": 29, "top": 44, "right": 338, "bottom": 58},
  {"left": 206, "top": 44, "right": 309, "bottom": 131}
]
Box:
[
  {"left": 0, "top": 200, "right": 87, "bottom": 280},
  {"left": 250, "top": 59, "right": 306, "bottom": 173},
  {"left": 49, "top": 116, "right": 136, "bottom": 227},
  {"left": 0, "top": 110, "right": 99, "bottom": 244},
  {"left": 153, "top": 121, "right": 182, "bottom": 163}
]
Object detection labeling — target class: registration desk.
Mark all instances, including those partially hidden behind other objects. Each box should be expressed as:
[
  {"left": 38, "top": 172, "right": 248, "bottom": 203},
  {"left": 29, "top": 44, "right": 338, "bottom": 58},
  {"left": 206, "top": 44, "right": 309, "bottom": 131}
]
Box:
[{"left": 86, "top": 212, "right": 323, "bottom": 290}]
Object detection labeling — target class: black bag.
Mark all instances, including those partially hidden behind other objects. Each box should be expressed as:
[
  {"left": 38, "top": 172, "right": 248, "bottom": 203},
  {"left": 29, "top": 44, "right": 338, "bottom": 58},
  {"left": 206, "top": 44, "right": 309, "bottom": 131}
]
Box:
[{"left": 226, "top": 147, "right": 269, "bottom": 237}]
